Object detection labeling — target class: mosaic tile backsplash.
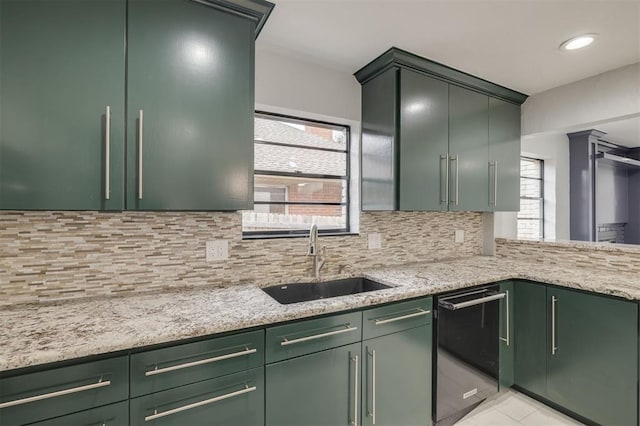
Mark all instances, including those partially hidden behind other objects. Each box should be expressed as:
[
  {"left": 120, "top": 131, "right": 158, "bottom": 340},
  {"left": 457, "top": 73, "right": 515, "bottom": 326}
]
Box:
[
  {"left": 496, "top": 238, "right": 640, "bottom": 275},
  {"left": 0, "top": 211, "right": 483, "bottom": 305}
]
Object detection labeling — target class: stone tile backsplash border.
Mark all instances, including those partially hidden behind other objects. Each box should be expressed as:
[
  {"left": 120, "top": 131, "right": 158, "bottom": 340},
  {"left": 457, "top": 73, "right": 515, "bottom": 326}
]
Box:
[
  {"left": 0, "top": 211, "right": 483, "bottom": 305},
  {"left": 496, "top": 238, "right": 640, "bottom": 275}
]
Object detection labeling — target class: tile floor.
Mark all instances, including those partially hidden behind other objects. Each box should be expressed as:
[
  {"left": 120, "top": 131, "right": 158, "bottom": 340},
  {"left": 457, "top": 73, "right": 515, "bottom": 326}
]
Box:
[{"left": 456, "top": 389, "right": 584, "bottom": 425}]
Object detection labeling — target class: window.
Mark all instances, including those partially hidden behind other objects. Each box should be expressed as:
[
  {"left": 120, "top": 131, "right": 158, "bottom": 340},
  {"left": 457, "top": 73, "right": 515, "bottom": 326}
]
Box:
[
  {"left": 518, "top": 157, "right": 544, "bottom": 239},
  {"left": 242, "top": 112, "right": 350, "bottom": 237}
]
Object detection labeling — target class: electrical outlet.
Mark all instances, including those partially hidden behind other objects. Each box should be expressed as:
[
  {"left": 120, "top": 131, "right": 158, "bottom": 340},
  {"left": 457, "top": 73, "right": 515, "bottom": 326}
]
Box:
[
  {"left": 206, "top": 240, "right": 229, "bottom": 262},
  {"left": 454, "top": 229, "right": 465, "bottom": 243},
  {"left": 368, "top": 233, "right": 382, "bottom": 249}
]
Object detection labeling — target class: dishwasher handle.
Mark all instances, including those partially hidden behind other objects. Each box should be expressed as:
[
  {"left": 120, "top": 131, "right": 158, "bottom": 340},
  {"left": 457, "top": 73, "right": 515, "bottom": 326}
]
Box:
[{"left": 439, "top": 292, "right": 506, "bottom": 310}]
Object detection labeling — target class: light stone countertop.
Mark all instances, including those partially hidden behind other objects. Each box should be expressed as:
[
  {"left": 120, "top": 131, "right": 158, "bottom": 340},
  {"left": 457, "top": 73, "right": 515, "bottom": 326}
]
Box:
[{"left": 2, "top": 255, "right": 640, "bottom": 373}]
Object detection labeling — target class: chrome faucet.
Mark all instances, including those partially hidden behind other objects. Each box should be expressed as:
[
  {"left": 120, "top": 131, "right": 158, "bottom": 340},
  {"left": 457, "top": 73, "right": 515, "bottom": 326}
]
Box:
[{"left": 308, "top": 224, "right": 326, "bottom": 280}]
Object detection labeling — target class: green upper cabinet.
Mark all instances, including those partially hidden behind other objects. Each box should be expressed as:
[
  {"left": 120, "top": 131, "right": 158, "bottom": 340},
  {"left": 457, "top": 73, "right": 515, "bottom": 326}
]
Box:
[
  {"left": 0, "top": 0, "right": 273, "bottom": 212},
  {"left": 127, "top": 0, "right": 255, "bottom": 211},
  {"left": 398, "top": 69, "right": 449, "bottom": 211},
  {"left": 448, "top": 85, "right": 489, "bottom": 212},
  {"left": 488, "top": 98, "right": 521, "bottom": 211},
  {"left": 356, "top": 47, "right": 527, "bottom": 212},
  {"left": 0, "top": 0, "right": 126, "bottom": 210}
]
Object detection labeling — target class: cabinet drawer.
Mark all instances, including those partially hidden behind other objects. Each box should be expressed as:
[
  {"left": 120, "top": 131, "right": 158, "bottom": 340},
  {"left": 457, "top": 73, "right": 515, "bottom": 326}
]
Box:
[
  {"left": 130, "top": 367, "right": 264, "bottom": 426},
  {"left": 0, "top": 356, "right": 128, "bottom": 426},
  {"left": 33, "top": 401, "right": 128, "bottom": 426},
  {"left": 131, "top": 330, "right": 263, "bottom": 397},
  {"left": 266, "top": 311, "right": 362, "bottom": 363},
  {"left": 363, "top": 297, "right": 432, "bottom": 340}
]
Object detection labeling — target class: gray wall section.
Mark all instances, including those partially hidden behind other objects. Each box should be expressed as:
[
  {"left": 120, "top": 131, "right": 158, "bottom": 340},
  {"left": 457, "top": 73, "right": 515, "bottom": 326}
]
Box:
[
  {"left": 569, "top": 131, "right": 598, "bottom": 241},
  {"left": 596, "top": 161, "right": 629, "bottom": 225}
]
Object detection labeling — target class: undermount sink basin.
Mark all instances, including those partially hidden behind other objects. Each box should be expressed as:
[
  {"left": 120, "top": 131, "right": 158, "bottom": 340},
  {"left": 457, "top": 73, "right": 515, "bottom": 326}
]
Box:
[{"left": 262, "top": 277, "right": 391, "bottom": 305}]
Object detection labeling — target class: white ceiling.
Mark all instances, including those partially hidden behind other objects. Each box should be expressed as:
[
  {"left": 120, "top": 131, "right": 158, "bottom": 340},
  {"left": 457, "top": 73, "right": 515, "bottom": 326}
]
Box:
[
  {"left": 258, "top": 0, "right": 640, "bottom": 95},
  {"left": 595, "top": 116, "right": 640, "bottom": 148}
]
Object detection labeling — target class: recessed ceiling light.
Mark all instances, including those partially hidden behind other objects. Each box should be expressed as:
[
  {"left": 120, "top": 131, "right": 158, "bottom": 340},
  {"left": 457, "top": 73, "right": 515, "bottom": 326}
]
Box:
[{"left": 560, "top": 34, "right": 598, "bottom": 51}]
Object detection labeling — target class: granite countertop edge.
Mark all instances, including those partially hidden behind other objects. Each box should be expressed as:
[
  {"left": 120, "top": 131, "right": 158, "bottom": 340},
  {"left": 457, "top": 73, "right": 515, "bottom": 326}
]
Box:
[{"left": 2, "top": 256, "right": 639, "bottom": 373}]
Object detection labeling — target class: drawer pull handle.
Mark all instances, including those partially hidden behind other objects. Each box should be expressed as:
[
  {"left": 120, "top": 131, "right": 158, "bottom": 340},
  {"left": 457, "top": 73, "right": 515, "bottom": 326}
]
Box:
[
  {"left": 144, "top": 384, "right": 256, "bottom": 422},
  {"left": 145, "top": 347, "right": 257, "bottom": 376},
  {"left": 374, "top": 309, "right": 431, "bottom": 325},
  {"left": 281, "top": 325, "right": 358, "bottom": 346},
  {"left": 0, "top": 379, "right": 111, "bottom": 409}
]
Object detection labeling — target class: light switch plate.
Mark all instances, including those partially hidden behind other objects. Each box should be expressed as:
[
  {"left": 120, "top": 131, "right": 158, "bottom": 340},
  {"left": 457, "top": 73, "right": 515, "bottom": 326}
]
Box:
[
  {"left": 206, "top": 240, "right": 229, "bottom": 262},
  {"left": 454, "top": 230, "right": 465, "bottom": 243},
  {"left": 368, "top": 233, "right": 382, "bottom": 249}
]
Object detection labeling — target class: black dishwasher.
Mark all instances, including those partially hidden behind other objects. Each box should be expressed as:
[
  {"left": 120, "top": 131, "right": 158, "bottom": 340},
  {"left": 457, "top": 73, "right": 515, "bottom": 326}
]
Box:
[{"left": 434, "top": 285, "right": 505, "bottom": 425}]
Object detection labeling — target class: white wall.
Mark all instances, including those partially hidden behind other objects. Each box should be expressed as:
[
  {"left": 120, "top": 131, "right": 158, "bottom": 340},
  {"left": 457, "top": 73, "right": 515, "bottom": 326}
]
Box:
[
  {"left": 522, "top": 62, "right": 640, "bottom": 136},
  {"left": 255, "top": 45, "right": 361, "bottom": 122}
]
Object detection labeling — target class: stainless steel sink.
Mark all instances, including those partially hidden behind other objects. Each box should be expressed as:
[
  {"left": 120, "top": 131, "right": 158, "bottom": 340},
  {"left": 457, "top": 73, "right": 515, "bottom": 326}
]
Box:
[{"left": 262, "top": 277, "right": 391, "bottom": 305}]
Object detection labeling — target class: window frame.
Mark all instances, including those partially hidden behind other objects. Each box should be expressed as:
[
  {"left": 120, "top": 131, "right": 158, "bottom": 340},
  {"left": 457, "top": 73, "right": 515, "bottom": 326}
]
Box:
[
  {"left": 242, "top": 111, "right": 351, "bottom": 239},
  {"left": 517, "top": 156, "right": 545, "bottom": 239}
]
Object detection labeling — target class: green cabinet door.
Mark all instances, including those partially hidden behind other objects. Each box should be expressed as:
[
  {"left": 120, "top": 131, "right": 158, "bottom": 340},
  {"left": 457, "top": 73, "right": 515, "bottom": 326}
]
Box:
[
  {"left": 130, "top": 367, "right": 263, "bottom": 426},
  {"left": 546, "top": 287, "right": 638, "bottom": 426},
  {"left": 362, "top": 325, "right": 432, "bottom": 426},
  {"left": 127, "top": 0, "right": 255, "bottom": 211},
  {"left": 265, "top": 342, "right": 361, "bottom": 426},
  {"left": 488, "top": 98, "right": 520, "bottom": 211},
  {"left": 0, "top": 0, "right": 125, "bottom": 210},
  {"left": 448, "top": 85, "right": 489, "bottom": 212},
  {"left": 361, "top": 68, "right": 397, "bottom": 211},
  {"left": 398, "top": 69, "right": 449, "bottom": 211},
  {"left": 498, "top": 281, "right": 514, "bottom": 389},
  {"left": 513, "top": 281, "right": 547, "bottom": 397}
]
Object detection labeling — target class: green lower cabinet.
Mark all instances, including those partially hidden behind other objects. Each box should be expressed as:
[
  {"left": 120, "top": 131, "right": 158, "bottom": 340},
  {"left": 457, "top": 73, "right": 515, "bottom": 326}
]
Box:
[
  {"left": 514, "top": 281, "right": 547, "bottom": 397},
  {"left": 514, "top": 281, "right": 638, "bottom": 425},
  {"left": 362, "top": 325, "right": 432, "bottom": 426},
  {"left": 0, "top": 356, "right": 129, "bottom": 426},
  {"left": 129, "top": 367, "right": 263, "bottom": 426},
  {"left": 498, "top": 281, "right": 514, "bottom": 389},
  {"left": 546, "top": 287, "right": 638, "bottom": 426},
  {"left": 31, "top": 401, "right": 128, "bottom": 426},
  {"left": 265, "top": 342, "right": 361, "bottom": 426}
]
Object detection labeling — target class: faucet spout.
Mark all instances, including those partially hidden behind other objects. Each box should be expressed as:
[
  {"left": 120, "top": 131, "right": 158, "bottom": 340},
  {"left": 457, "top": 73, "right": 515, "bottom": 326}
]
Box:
[{"left": 307, "top": 224, "right": 326, "bottom": 280}]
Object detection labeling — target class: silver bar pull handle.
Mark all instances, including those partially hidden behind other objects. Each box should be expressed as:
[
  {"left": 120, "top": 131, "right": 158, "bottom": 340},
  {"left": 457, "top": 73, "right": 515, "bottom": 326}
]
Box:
[
  {"left": 371, "top": 349, "right": 377, "bottom": 425},
  {"left": 280, "top": 325, "right": 357, "bottom": 346},
  {"left": 138, "top": 109, "right": 143, "bottom": 200},
  {"left": 144, "top": 384, "right": 256, "bottom": 422},
  {"left": 0, "top": 379, "right": 111, "bottom": 409},
  {"left": 374, "top": 309, "right": 431, "bottom": 325},
  {"left": 488, "top": 161, "right": 495, "bottom": 206},
  {"left": 449, "top": 155, "right": 459, "bottom": 205},
  {"left": 105, "top": 106, "right": 111, "bottom": 200},
  {"left": 350, "top": 355, "right": 359, "bottom": 426},
  {"left": 146, "top": 347, "right": 257, "bottom": 376},
  {"left": 494, "top": 160, "right": 499, "bottom": 207},
  {"left": 440, "top": 292, "right": 505, "bottom": 310},
  {"left": 440, "top": 155, "right": 448, "bottom": 204},
  {"left": 551, "top": 296, "right": 558, "bottom": 355},
  {"left": 499, "top": 289, "right": 510, "bottom": 346}
]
